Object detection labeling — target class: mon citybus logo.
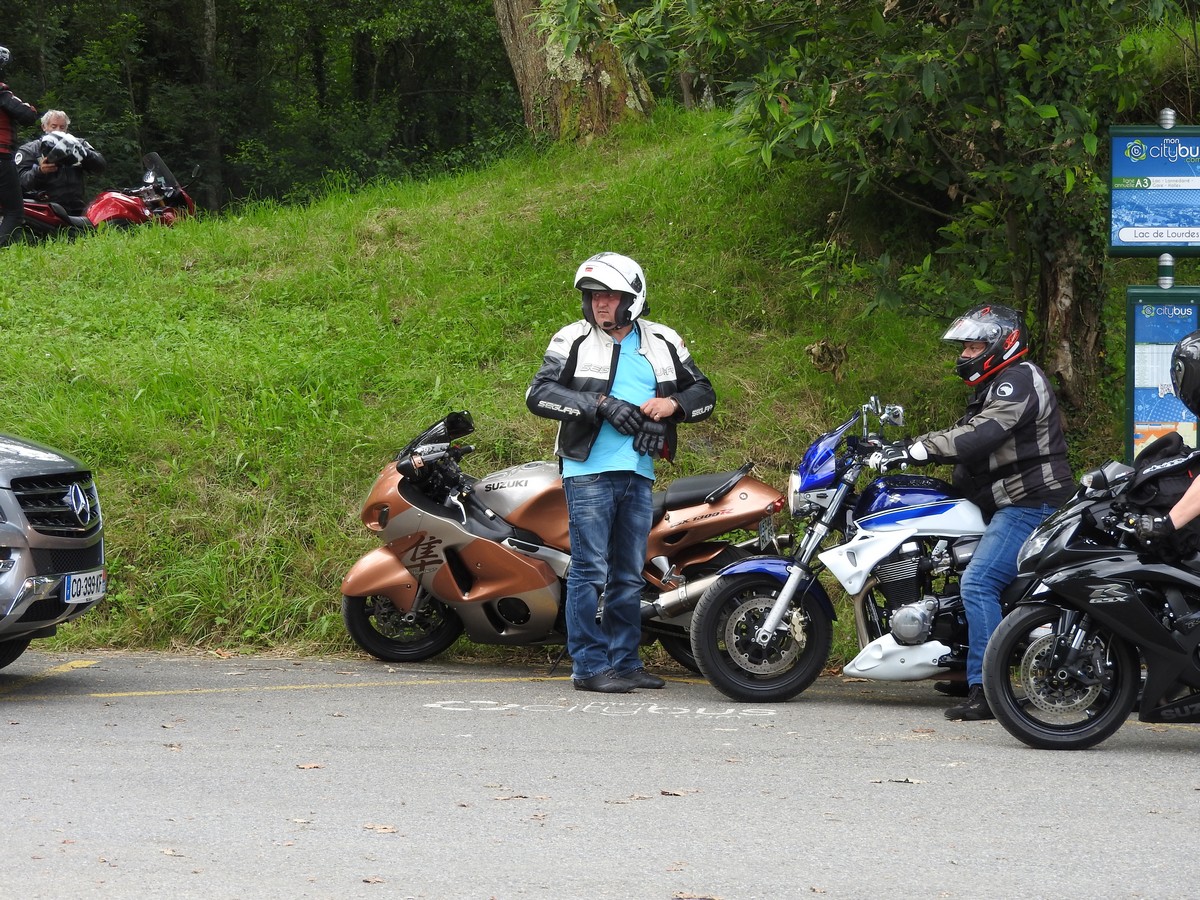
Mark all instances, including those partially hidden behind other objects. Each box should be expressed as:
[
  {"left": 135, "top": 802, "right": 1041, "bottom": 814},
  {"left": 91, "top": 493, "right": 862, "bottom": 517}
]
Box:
[
  {"left": 1140, "top": 305, "right": 1196, "bottom": 319},
  {"left": 1124, "top": 137, "right": 1200, "bottom": 164}
]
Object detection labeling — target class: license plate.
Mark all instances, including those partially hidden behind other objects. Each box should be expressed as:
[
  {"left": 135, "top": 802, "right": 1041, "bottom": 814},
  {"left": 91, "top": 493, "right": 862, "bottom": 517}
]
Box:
[
  {"left": 64, "top": 569, "right": 107, "bottom": 605},
  {"left": 758, "top": 516, "right": 777, "bottom": 551}
]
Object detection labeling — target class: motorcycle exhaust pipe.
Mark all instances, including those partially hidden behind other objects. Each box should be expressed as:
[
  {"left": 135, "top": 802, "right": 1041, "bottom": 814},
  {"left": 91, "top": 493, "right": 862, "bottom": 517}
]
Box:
[{"left": 641, "top": 573, "right": 722, "bottom": 622}]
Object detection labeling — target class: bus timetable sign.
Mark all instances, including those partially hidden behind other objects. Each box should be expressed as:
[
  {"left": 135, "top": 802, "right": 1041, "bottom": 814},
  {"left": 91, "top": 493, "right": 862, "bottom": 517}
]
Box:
[{"left": 1111, "top": 125, "right": 1200, "bottom": 257}]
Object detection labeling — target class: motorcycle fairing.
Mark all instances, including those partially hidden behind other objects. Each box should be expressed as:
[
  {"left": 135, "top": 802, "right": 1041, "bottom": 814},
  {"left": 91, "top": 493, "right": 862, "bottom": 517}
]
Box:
[
  {"left": 1020, "top": 560, "right": 1200, "bottom": 723},
  {"left": 710, "top": 555, "right": 837, "bottom": 621},
  {"left": 1040, "top": 560, "right": 1199, "bottom": 655},
  {"left": 819, "top": 526, "right": 920, "bottom": 596},
  {"left": 340, "top": 538, "right": 424, "bottom": 612},
  {"left": 475, "top": 461, "right": 569, "bottom": 550},
  {"left": 842, "top": 633, "right": 954, "bottom": 680}
]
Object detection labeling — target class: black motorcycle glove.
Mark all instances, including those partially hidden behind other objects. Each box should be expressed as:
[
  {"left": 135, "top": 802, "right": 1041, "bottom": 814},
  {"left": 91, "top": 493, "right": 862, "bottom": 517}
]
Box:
[
  {"left": 868, "top": 442, "right": 909, "bottom": 472},
  {"left": 633, "top": 419, "right": 667, "bottom": 457},
  {"left": 597, "top": 396, "right": 643, "bottom": 436},
  {"left": 1134, "top": 514, "right": 1176, "bottom": 542}
]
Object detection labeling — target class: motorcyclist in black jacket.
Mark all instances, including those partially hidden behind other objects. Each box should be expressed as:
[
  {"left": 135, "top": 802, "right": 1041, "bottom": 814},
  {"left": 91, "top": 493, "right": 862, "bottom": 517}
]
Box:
[{"left": 0, "top": 47, "right": 39, "bottom": 246}]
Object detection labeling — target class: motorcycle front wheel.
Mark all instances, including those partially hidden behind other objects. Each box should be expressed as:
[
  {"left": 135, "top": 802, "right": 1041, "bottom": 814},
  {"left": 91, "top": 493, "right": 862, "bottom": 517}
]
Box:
[
  {"left": 983, "top": 603, "right": 1138, "bottom": 751},
  {"left": 690, "top": 573, "right": 833, "bottom": 702},
  {"left": 342, "top": 592, "right": 464, "bottom": 662}
]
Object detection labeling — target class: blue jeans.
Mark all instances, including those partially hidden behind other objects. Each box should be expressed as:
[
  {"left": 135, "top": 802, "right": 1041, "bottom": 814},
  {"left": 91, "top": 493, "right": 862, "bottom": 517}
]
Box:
[
  {"left": 961, "top": 503, "right": 1055, "bottom": 686},
  {"left": 563, "top": 471, "right": 652, "bottom": 680}
]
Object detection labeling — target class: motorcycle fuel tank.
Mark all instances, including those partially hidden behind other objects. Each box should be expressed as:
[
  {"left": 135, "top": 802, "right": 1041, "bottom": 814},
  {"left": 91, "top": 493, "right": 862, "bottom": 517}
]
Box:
[{"left": 853, "top": 475, "right": 986, "bottom": 537}]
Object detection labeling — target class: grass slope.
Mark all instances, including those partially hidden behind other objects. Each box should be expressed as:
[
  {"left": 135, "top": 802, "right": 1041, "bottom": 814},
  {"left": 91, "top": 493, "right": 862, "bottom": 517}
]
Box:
[{"left": 0, "top": 106, "right": 1122, "bottom": 662}]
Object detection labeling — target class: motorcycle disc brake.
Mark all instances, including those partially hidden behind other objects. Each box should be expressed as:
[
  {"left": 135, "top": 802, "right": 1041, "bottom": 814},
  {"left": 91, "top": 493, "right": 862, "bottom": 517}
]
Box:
[
  {"left": 1019, "top": 632, "right": 1101, "bottom": 713},
  {"left": 722, "top": 598, "right": 802, "bottom": 675}
]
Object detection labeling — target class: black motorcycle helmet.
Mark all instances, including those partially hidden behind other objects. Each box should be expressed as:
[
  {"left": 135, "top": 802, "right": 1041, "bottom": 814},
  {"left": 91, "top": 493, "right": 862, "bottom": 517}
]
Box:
[
  {"left": 941, "top": 304, "right": 1028, "bottom": 386},
  {"left": 1171, "top": 330, "right": 1200, "bottom": 416}
]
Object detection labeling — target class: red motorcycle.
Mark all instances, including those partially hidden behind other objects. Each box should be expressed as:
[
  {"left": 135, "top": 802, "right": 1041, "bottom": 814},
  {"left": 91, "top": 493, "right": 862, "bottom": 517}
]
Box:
[{"left": 20, "top": 152, "right": 195, "bottom": 240}]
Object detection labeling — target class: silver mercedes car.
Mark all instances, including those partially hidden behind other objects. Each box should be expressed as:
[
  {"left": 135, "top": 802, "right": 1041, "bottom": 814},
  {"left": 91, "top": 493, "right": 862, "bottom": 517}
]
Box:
[{"left": 0, "top": 434, "right": 104, "bottom": 669}]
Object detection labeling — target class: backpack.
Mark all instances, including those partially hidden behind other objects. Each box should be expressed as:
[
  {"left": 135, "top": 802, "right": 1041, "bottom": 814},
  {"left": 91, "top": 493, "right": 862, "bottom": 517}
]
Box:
[{"left": 1127, "top": 432, "right": 1200, "bottom": 558}]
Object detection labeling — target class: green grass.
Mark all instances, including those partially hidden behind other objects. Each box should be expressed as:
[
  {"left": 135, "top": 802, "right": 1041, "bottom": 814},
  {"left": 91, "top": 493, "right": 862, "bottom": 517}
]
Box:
[{"left": 0, "top": 105, "right": 1137, "bottom": 665}]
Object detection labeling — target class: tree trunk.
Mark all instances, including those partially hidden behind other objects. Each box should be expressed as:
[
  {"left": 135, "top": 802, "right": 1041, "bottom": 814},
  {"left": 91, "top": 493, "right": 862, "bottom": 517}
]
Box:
[
  {"left": 1035, "top": 236, "right": 1103, "bottom": 411},
  {"left": 492, "top": 0, "right": 652, "bottom": 141},
  {"left": 201, "top": 0, "right": 224, "bottom": 210}
]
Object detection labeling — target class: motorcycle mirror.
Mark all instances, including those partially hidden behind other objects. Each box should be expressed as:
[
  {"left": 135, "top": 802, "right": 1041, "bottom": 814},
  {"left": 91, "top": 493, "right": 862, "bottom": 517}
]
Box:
[{"left": 444, "top": 411, "right": 474, "bottom": 439}]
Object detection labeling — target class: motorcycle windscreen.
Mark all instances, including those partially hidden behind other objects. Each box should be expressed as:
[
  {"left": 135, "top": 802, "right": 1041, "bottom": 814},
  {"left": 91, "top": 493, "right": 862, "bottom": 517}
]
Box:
[{"left": 794, "top": 413, "right": 859, "bottom": 492}]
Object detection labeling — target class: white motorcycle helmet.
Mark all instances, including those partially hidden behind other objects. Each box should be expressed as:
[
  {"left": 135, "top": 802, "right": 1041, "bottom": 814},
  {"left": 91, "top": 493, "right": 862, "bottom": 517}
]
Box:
[
  {"left": 574, "top": 252, "right": 647, "bottom": 328},
  {"left": 39, "top": 131, "right": 87, "bottom": 168}
]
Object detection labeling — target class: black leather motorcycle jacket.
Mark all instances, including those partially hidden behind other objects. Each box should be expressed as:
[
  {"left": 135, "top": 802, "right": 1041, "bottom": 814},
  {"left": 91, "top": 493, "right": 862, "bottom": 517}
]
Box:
[
  {"left": 912, "top": 360, "right": 1074, "bottom": 515},
  {"left": 526, "top": 318, "right": 716, "bottom": 463},
  {"left": 15, "top": 137, "right": 106, "bottom": 215},
  {"left": 0, "top": 84, "right": 37, "bottom": 154}
]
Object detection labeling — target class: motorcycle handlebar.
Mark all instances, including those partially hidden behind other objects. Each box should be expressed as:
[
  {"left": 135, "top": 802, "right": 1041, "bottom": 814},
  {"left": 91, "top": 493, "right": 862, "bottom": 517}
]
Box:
[{"left": 395, "top": 443, "right": 474, "bottom": 480}]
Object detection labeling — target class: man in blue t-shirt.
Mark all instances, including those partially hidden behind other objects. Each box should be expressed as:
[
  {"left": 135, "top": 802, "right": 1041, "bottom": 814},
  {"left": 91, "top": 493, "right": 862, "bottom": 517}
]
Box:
[{"left": 527, "top": 253, "right": 716, "bottom": 693}]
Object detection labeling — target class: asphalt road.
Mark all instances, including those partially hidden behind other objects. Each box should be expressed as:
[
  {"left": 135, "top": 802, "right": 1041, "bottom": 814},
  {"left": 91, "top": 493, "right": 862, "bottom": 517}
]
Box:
[{"left": 1, "top": 649, "right": 1197, "bottom": 900}]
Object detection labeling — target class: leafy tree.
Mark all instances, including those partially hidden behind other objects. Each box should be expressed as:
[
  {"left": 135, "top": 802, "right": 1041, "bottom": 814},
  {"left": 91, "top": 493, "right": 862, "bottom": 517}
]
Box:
[
  {"left": 581, "top": 0, "right": 1175, "bottom": 406},
  {"left": 4, "top": 0, "right": 524, "bottom": 206}
]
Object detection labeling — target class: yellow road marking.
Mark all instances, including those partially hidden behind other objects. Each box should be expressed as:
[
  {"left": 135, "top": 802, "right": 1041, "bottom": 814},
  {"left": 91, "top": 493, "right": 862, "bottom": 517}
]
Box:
[
  {"left": 0, "top": 659, "right": 99, "bottom": 697},
  {"left": 89, "top": 675, "right": 572, "bottom": 698}
]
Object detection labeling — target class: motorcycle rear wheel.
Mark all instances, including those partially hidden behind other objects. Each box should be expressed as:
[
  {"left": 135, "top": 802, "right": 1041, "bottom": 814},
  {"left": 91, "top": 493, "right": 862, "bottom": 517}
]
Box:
[
  {"left": 983, "top": 603, "right": 1138, "bottom": 751},
  {"left": 655, "top": 547, "right": 752, "bottom": 674},
  {"left": 690, "top": 573, "right": 832, "bottom": 702},
  {"left": 342, "top": 592, "right": 464, "bottom": 662}
]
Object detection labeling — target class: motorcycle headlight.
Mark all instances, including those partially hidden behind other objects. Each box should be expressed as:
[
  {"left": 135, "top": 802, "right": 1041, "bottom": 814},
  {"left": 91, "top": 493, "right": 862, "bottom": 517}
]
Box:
[
  {"left": 1016, "top": 514, "right": 1074, "bottom": 572},
  {"left": 1016, "top": 528, "right": 1052, "bottom": 570},
  {"left": 788, "top": 471, "right": 805, "bottom": 515}
]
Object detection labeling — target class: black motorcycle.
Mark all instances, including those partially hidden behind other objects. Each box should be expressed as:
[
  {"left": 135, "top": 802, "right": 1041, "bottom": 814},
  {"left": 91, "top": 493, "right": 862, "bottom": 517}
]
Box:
[{"left": 983, "top": 453, "right": 1200, "bottom": 750}]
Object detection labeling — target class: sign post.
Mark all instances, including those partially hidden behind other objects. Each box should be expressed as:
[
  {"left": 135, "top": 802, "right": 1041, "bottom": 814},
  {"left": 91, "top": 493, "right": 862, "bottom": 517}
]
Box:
[
  {"left": 1112, "top": 110, "right": 1200, "bottom": 459},
  {"left": 1125, "top": 287, "right": 1200, "bottom": 462}
]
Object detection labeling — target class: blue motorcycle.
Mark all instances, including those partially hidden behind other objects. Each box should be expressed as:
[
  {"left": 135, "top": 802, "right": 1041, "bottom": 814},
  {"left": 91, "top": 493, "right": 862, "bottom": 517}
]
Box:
[{"left": 690, "top": 397, "right": 986, "bottom": 702}]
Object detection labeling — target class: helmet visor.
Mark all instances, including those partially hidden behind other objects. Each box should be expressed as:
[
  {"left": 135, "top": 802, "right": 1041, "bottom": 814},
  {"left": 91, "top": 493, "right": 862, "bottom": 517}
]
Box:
[{"left": 942, "top": 317, "right": 1000, "bottom": 343}]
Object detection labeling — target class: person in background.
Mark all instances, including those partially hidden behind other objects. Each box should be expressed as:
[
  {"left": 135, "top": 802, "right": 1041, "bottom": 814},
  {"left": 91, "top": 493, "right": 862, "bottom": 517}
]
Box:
[
  {"left": 870, "top": 305, "right": 1074, "bottom": 721},
  {"left": 0, "top": 46, "right": 38, "bottom": 246},
  {"left": 15, "top": 108, "right": 105, "bottom": 215},
  {"left": 527, "top": 252, "right": 716, "bottom": 693}
]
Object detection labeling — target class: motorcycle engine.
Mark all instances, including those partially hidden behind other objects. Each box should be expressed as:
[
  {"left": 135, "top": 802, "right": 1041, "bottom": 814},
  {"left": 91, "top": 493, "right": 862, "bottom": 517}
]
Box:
[
  {"left": 890, "top": 598, "right": 937, "bottom": 645},
  {"left": 874, "top": 541, "right": 923, "bottom": 607}
]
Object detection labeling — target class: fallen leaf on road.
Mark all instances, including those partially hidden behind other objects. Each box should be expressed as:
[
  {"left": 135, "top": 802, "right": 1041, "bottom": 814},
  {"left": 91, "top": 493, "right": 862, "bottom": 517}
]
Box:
[{"left": 296, "top": 762, "right": 323, "bottom": 770}]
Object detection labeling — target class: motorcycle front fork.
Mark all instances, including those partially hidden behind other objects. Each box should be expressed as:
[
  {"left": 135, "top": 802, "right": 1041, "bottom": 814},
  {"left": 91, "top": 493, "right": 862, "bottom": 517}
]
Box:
[
  {"left": 1047, "top": 610, "right": 1107, "bottom": 686},
  {"left": 751, "top": 519, "right": 831, "bottom": 646}
]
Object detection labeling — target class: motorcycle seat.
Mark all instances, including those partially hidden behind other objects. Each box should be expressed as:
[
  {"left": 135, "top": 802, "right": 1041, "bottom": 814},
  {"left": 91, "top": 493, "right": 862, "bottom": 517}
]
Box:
[
  {"left": 48, "top": 202, "right": 91, "bottom": 230},
  {"left": 652, "top": 469, "right": 744, "bottom": 523}
]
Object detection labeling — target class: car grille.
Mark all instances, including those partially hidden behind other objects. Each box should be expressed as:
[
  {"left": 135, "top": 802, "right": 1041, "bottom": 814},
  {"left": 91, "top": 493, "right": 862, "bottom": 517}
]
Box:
[
  {"left": 31, "top": 542, "right": 104, "bottom": 577},
  {"left": 17, "top": 595, "right": 68, "bottom": 624},
  {"left": 11, "top": 472, "right": 103, "bottom": 537}
]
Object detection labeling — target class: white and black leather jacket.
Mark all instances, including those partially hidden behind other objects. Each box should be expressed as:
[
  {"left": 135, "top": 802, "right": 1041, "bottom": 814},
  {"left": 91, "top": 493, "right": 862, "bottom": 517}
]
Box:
[{"left": 526, "top": 318, "right": 716, "bottom": 463}]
